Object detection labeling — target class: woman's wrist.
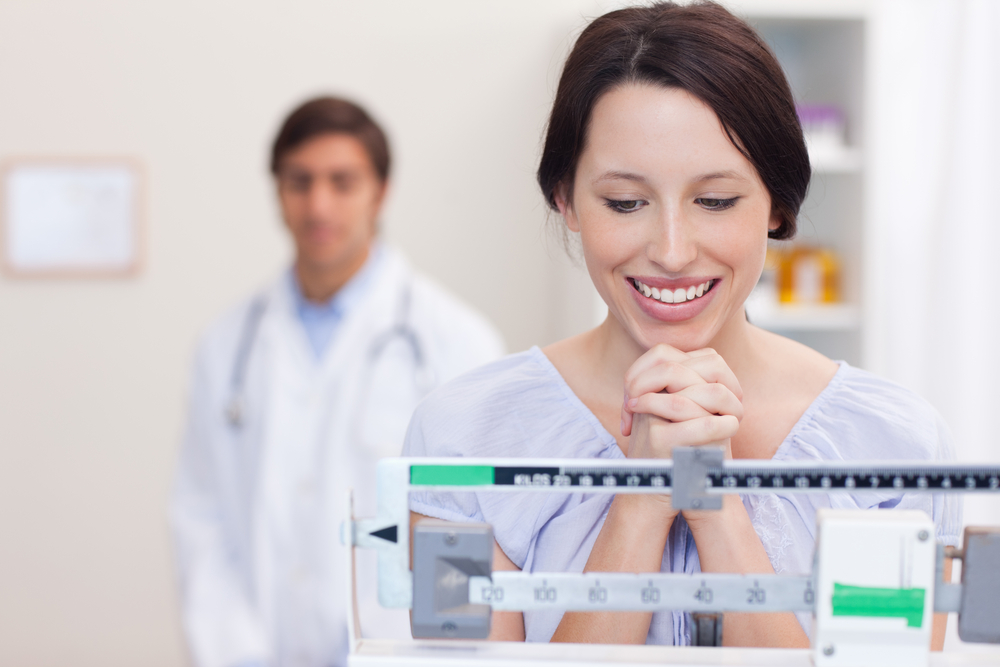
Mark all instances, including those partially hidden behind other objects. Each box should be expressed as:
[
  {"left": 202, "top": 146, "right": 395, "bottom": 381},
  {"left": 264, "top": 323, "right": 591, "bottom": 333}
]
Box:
[
  {"left": 681, "top": 495, "right": 746, "bottom": 534},
  {"left": 599, "top": 494, "right": 679, "bottom": 559},
  {"left": 614, "top": 492, "right": 680, "bottom": 524},
  {"left": 683, "top": 496, "right": 778, "bottom": 576}
]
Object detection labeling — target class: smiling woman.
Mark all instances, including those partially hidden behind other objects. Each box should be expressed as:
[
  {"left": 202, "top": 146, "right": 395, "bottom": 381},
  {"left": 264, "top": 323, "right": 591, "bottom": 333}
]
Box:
[{"left": 403, "top": 0, "right": 960, "bottom": 650}]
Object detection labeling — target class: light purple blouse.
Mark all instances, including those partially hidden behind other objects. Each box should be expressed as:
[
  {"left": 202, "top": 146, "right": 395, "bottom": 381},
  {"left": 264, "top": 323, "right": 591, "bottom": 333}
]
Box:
[{"left": 403, "top": 347, "right": 962, "bottom": 645}]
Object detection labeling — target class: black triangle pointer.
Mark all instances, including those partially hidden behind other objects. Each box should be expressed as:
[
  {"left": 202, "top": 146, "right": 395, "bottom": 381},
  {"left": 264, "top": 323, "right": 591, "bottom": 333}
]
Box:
[{"left": 370, "top": 525, "right": 398, "bottom": 543}]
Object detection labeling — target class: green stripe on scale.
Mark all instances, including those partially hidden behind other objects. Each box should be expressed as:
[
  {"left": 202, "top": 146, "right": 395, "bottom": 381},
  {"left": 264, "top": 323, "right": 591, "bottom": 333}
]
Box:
[
  {"left": 410, "top": 464, "right": 495, "bottom": 486},
  {"left": 831, "top": 583, "right": 926, "bottom": 628}
]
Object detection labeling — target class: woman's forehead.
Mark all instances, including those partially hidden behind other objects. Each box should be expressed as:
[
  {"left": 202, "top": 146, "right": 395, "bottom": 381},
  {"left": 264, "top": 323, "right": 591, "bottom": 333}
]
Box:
[{"left": 580, "top": 84, "right": 757, "bottom": 185}]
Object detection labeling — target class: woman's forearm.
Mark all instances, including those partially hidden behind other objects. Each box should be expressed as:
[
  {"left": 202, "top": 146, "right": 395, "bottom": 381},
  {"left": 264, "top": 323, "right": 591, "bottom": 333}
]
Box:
[
  {"left": 684, "top": 496, "right": 809, "bottom": 648},
  {"left": 550, "top": 494, "right": 678, "bottom": 644}
]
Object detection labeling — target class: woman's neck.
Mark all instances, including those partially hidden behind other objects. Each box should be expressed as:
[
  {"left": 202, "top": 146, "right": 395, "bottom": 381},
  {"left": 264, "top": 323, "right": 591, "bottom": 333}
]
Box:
[{"left": 590, "top": 305, "right": 764, "bottom": 391}]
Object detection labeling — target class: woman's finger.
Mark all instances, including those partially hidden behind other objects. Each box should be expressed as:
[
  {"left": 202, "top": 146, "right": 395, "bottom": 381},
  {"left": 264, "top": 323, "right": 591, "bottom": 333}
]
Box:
[
  {"left": 622, "top": 361, "right": 705, "bottom": 436},
  {"left": 664, "top": 414, "right": 740, "bottom": 448},
  {"left": 623, "top": 343, "right": 689, "bottom": 396},
  {"left": 628, "top": 391, "right": 713, "bottom": 423},
  {"left": 679, "top": 352, "right": 743, "bottom": 401},
  {"left": 625, "top": 360, "right": 706, "bottom": 404},
  {"left": 627, "top": 413, "right": 739, "bottom": 459},
  {"left": 629, "top": 383, "right": 742, "bottom": 422},
  {"left": 672, "top": 382, "right": 744, "bottom": 421}
]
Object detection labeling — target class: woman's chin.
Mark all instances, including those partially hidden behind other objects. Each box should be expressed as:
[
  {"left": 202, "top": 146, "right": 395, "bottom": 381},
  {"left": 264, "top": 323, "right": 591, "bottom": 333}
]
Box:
[{"left": 627, "top": 321, "right": 718, "bottom": 354}]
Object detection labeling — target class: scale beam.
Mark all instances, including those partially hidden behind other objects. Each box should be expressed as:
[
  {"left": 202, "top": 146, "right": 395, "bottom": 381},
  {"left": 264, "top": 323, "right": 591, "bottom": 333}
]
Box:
[
  {"left": 468, "top": 571, "right": 816, "bottom": 613},
  {"left": 344, "top": 449, "right": 1000, "bottom": 663}
]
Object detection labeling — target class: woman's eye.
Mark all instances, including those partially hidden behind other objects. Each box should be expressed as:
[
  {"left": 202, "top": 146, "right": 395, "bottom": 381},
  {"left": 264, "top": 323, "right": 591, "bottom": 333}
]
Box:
[
  {"left": 696, "top": 197, "right": 738, "bottom": 211},
  {"left": 605, "top": 199, "right": 645, "bottom": 213}
]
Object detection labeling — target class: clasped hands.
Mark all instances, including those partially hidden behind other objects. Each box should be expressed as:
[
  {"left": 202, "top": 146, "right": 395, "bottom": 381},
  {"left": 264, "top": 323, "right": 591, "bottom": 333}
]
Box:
[{"left": 620, "top": 344, "right": 743, "bottom": 488}]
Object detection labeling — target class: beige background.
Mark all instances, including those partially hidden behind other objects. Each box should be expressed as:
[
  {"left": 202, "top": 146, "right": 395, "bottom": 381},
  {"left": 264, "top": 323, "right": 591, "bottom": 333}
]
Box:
[
  {"left": 0, "top": 1, "right": 607, "bottom": 665},
  {"left": 6, "top": 1, "right": 992, "bottom": 666}
]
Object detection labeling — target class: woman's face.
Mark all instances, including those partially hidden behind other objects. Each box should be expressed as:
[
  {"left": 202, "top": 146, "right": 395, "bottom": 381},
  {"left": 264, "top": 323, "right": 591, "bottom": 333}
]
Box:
[{"left": 559, "top": 83, "right": 777, "bottom": 352}]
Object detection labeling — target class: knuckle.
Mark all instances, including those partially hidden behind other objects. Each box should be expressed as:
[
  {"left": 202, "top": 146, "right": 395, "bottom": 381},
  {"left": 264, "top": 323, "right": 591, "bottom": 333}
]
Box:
[
  {"left": 720, "top": 414, "right": 740, "bottom": 436},
  {"left": 708, "top": 383, "right": 728, "bottom": 401}
]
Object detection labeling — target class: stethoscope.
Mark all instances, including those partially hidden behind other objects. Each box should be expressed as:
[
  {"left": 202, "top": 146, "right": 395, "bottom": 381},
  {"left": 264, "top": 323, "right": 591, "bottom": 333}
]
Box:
[{"left": 224, "top": 282, "right": 436, "bottom": 430}]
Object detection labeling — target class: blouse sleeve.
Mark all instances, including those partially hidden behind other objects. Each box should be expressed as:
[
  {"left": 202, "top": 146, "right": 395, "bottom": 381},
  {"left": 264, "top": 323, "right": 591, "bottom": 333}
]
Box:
[
  {"left": 402, "top": 398, "right": 485, "bottom": 525},
  {"left": 873, "top": 409, "right": 963, "bottom": 546},
  {"left": 779, "top": 363, "right": 964, "bottom": 547}
]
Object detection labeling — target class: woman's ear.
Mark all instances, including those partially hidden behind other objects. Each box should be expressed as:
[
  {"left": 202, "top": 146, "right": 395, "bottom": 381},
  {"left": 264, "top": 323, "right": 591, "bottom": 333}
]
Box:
[
  {"left": 768, "top": 210, "right": 782, "bottom": 234},
  {"left": 554, "top": 183, "right": 580, "bottom": 233}
]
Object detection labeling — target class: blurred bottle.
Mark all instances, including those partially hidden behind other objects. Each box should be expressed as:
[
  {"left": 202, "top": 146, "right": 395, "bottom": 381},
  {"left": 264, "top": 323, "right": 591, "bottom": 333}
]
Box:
[
  {"left": 756, "top": 245, "right": 784, "bottom": 305},
  {"left": 778, "top": 246, "right": 839, "bottom": 304}
]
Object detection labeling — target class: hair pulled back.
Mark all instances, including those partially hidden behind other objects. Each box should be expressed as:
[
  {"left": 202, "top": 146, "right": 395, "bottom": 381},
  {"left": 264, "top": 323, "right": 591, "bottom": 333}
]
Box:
[
  {"left": 538, "top": 1, "right": 808, "bottom": 240},
  {"left": 271, "top": 96, "right": 391, "bottom": 182}
]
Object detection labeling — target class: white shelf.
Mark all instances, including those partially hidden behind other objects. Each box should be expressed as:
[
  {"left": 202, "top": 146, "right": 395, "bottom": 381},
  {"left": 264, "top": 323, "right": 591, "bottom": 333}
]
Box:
[
  {"left": 746, "top": 300, "right": 861, "bottom": 332},
  {"left": 809, "top": 145, "right": 862, "bottom": 173}
]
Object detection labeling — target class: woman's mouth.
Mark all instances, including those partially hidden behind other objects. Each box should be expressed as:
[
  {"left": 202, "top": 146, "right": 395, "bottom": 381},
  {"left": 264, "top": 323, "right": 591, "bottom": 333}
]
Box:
[{"left": 629, "top": 277, "right": 716, "bottom": 305}]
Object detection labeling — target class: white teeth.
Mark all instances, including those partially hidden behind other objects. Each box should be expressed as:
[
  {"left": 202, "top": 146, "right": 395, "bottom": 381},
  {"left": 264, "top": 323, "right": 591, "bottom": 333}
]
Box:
[{"left": 633, "top": 279, "right": 713, "bottom": 304}]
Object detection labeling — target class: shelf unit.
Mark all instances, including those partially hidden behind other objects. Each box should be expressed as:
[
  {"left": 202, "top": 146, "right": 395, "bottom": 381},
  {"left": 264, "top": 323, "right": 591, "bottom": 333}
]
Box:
[{"left": 743, "top": 8, "right": 868, "bottom": 366}]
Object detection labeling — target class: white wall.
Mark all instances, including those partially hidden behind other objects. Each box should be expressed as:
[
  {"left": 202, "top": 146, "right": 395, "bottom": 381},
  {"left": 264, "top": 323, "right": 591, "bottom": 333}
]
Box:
[
  {"left": 0, "top": 2, "right": 603, "bottom": 664},
  {"left": 2, "top": 1, "right": 996, "bottom": 665}
]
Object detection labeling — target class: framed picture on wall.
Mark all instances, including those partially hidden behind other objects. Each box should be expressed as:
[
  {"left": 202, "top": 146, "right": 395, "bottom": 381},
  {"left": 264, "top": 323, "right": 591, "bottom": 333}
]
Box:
[{"left": 0, "top": 158, "right": 143, "bottom": 278}]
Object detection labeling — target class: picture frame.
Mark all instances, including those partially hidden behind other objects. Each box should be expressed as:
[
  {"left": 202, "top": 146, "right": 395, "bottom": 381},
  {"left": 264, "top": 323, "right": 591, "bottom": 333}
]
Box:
[{"left": 0, "top": 157, "right": 144, "bottom": 278}]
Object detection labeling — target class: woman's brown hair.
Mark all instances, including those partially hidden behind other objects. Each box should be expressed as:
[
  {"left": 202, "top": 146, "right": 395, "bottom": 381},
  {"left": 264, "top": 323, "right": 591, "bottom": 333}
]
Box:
[{"left": 537, "top": 1, "right": 808, "bottom": 240}]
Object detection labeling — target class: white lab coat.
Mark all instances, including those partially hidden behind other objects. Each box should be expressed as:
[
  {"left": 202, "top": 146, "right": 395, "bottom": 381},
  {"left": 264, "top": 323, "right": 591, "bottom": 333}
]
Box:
[{"left": 171, "top": 247, "right": 504, "bottom": 667}]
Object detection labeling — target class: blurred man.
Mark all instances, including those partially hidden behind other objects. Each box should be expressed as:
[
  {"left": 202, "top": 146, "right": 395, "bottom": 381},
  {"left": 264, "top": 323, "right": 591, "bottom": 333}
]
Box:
[{"left": 171, "top": 96, "right": 504, "bottom": 667}]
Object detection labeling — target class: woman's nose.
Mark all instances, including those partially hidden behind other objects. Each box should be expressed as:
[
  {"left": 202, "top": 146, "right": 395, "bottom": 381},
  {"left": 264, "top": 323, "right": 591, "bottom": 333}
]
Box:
[{"left": 649, "top": 204, "right": 697, "bottom": 272}]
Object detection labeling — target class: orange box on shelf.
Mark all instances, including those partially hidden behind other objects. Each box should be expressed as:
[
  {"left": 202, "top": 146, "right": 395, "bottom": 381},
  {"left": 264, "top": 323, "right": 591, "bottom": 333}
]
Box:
[{"left": 777, "top": 246, "right": 840, "bottom": 304}]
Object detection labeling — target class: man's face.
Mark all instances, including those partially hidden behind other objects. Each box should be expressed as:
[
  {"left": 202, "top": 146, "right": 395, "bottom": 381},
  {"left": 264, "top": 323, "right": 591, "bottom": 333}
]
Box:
[{"left": 276, "top": 133, "right": 386, "bottom": 277}]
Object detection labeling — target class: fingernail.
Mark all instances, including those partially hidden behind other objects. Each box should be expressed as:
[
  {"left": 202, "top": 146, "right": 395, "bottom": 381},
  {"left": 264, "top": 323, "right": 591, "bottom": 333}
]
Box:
[
  {"left": 628, "top": 398, "right": 638, "bottom": 408},
  {"left": 620, "top": 419, "right": 625, "bottom": 433}
]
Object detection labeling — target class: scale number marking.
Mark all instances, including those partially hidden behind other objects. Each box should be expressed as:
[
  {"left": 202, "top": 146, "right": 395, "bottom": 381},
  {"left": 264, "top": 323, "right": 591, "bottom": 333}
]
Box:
[
  {"left": 641, "top": 581, "right": 661, "bottom": 604},
  {"left": 481, "top": 585, "right": 504, "bottom": 603},
  {"left": 746, "top": 581, "right": 766, "bottom": 605},
  {"left": 694, "top": 581, "right": 714, "bottom": 605},
  {"left": 534, "top": 580, "right": 557, "bottom": 603},
  {"left": 589, "top": 582, "right": 608, "bottom": 604}
]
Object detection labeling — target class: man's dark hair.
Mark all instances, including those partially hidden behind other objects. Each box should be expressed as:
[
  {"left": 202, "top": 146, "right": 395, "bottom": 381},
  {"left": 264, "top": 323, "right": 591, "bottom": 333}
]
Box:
[
  {"left": 270, "top": 96, "right": 391, "bottom": 181},
  {"left": 537, "top": 1, "right": 809, "bottom": 239}
]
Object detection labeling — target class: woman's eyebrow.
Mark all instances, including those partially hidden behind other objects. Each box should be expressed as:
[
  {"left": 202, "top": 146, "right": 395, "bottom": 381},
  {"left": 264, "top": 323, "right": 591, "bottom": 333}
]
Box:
[
  {"left": 693, "top": 170, "right": 746, "bottom": 183},
  {"left": 594, "top": 170, "right": 648, "bottom": 184},
  {"left": 593, "top": 170, "right": 749, "bottom": 185}
]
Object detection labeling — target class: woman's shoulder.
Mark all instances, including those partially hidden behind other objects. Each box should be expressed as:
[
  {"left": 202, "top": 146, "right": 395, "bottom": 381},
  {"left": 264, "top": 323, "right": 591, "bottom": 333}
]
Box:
[
  {"left": 403, "top": 346, "right": 618, "bottom": 460},
  {"left": 779, "top": 362, "right": 955, "bottom": 463}
]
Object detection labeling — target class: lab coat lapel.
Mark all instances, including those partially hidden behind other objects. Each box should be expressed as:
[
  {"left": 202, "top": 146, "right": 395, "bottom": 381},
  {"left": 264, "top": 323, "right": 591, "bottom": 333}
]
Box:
[{"left": 250, "top": 273, "right": 321, "bottom": 637}]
